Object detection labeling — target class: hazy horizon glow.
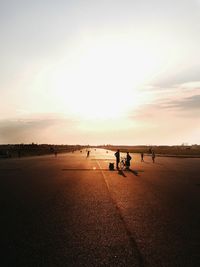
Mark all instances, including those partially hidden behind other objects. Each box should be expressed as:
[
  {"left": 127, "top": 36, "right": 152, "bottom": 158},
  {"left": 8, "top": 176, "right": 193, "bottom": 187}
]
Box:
[{"left": 0, "top": 0, "right": 200, "bottom": 145}]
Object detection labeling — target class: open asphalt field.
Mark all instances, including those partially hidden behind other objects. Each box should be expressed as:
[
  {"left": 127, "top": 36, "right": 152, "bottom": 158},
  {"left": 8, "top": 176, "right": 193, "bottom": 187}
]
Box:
[{"left": 0, "top": 148, "right": 200, "bottom": 267}]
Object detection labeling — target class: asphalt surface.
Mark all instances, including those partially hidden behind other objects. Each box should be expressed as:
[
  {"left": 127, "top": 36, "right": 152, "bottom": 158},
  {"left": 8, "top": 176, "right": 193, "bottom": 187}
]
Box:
[{"left": 0, "top": 148, "right": 200, "bottom": 267}]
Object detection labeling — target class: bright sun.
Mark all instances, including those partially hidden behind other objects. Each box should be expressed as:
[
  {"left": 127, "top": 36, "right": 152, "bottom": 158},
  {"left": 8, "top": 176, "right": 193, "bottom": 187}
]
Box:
[{"left": 50, "top": 34, "right": 164, "bottom": 120}]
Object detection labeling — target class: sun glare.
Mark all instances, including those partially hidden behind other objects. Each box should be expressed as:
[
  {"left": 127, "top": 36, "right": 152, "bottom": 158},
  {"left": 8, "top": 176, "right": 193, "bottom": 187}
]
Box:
[{"left": 49, "top": 34, "right": 165, "bottom": 120}]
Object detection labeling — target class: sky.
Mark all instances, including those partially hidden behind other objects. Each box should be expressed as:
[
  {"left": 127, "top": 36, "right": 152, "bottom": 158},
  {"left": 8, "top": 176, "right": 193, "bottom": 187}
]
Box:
[{"left": 0, "top": 0, "right": 200, "bottom": 145}]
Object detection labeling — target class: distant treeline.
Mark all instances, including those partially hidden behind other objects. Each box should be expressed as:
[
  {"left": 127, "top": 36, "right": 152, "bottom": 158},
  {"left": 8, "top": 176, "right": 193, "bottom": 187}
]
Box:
[
  {"left": 0, "top": 144, "right": 86, "bottom": 158},
  {"left": 98, "top": 145, "right": 200, "bottom": 156},
  {"left": 1, "top": 144, "right": 200, "bottom": 159}
]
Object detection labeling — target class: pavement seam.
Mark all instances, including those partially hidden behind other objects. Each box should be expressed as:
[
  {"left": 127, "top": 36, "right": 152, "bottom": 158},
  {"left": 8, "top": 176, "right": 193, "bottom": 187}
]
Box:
[
  {"left": 95, "top": 159, "right": 146, "bottom": 267},
  {"left": 62, "top": 168, "right": 116, "bottom": 171}
]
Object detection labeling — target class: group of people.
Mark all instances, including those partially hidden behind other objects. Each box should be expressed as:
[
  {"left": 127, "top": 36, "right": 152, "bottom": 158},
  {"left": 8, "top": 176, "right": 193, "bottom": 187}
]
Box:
[
  {"left": 114, "top": 149, "right": 156, "bottom": 170},
  {"left": 114, "top": 149, "right": 132, "bottom": 170}
]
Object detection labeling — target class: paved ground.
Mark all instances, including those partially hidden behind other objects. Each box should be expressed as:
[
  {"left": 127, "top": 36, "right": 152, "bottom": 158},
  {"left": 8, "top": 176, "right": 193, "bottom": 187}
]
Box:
[{"left": 0, "top": 148, "right": 200, "bottom": 267}]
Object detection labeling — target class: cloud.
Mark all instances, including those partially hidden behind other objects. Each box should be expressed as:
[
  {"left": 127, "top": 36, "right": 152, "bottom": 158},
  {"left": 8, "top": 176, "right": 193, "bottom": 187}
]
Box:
[
  {"left": 177, "top": 81, "right": 200, "bottom": 90},
  {"left": 150, "top": 63, "right": 200, "bottom": 88},
  {"left": 141, "top": 80, "right": 200, "bottom": 108},
  {"left": 129, "top": 81, "right": 200, "bottom": 124},
  {"left": 133, "top": 94, "right": 200, "bottom": 121},
  {"left": 162, "top": 95, "right": 200, "bottom": 111},
  {"left": 0, "top": 113, "right": 79, "bottom": 144}
]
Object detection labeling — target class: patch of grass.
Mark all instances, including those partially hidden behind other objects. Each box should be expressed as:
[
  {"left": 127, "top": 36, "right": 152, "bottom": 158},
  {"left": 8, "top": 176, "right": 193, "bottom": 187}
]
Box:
[
  {"left": 0, "top": 144, "right": 85, "bottom": 158},
  {"left": 100, "top": 145, "right": 200, "bottom": 157}
]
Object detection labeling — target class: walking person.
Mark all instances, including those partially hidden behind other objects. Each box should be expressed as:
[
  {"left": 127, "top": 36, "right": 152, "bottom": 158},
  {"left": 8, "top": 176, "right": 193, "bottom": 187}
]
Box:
[
  {"left": 125, "top": 152, "right": 132, "bottom": 170},
  {"left": 141, "top": 152, "right": 144, "bottom": 162},
  {"left": 152, "top": 151, "right": 155, "bottom": 163},
  {"left": 114, "top": 149, "right": 120, "bottom": 170}
]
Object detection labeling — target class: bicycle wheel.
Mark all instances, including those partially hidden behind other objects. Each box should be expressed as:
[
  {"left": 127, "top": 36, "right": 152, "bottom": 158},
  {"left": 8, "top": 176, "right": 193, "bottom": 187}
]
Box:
[{"left": 119, "top": 160, "right": 126, "bottom": 170}]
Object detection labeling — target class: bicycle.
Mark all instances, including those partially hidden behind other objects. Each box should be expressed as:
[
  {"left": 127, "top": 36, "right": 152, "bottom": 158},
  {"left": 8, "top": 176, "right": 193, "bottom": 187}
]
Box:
[{"left": 119, "top": 157, "right": 127, "bottom": 170}]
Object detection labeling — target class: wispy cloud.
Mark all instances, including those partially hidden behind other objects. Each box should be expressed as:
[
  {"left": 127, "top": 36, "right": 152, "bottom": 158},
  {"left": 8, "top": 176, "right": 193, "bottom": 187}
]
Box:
[
  {"left": 129, "top": 82, "right": 200, "bottom": 125},
  {"left": 161, "top": 95, "right": 200, "bottom": 111},
  {"left": 0, "top": 113, "right": 79, "bottom": 144},
  {"left": 178, "top": 81, "right": 200, "bottom": 90},
  {"left": 140, "top": 80, "right": 200, "bottom": 105}
]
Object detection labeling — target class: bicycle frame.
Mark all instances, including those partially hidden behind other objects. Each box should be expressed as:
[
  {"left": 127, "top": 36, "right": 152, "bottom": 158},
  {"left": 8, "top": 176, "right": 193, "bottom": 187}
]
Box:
[{"left": 119, "top": 157, "right": 126, "bottom": 170}]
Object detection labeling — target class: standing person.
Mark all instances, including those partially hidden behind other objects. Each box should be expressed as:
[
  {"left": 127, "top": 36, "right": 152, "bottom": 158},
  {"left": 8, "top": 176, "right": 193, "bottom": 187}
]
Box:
[
  {"left": 141, "top": 152, "right": 144, "bottom": 162},
  {"left": 114, "top": 149, "right": 120, "bottom": 170},
  {"left": 152, "top": 151, "right": 155, "bottom": 163},
  {"left": 125, "top": 152, "right": 132, "bottom": 170},
  {"left": 87, "top": 150, "right": 90, "bottom": 157}
]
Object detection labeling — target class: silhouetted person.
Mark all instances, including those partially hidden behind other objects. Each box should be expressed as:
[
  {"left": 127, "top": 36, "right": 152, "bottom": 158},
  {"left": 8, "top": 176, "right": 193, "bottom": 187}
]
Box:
[
  {"left": 114, "top": 149, "right": 120, "bottom": 169},
  {"left": 141, "top": 152, "right": 144, "bottom": 162},
  {"left": 125, "top": 152, "right": 132, "bottom": 170},
  {"left": 152, "top": 151, "right": 155, "bottom": 163},
  {"left": 87, "top": 150, "right": 90, "bottom": 157}
]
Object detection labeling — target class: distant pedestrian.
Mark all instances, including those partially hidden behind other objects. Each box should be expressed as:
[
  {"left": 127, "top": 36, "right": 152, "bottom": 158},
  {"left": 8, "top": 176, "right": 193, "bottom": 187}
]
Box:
[
  {"left": 125, "top": 152, "right": 132, "bottom": 170},
  {"left": 114, "top": 149, "right": 120, "bottom": 169},
  {"left": 152, "top": 151, "right": 155, "bottom": 163},
  {"left": 87, "top": 150, "right": 90, "bottom": 157},
  {"left": 141, "top": 152, "right": 144, "bottom": 162}
]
